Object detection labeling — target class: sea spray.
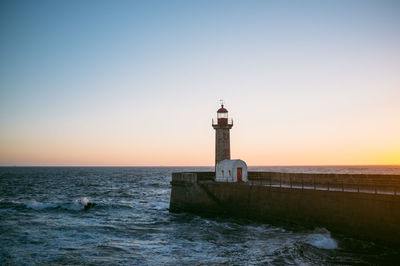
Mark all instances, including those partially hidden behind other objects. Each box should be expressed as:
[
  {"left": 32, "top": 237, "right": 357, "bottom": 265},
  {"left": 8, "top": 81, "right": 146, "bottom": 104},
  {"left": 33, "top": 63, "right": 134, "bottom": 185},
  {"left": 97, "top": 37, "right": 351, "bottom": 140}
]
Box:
[
  {"left": 305, "top": 228, "right": 338, "bottom": 250},
  {"left": 79, "top": 197, "right": 89, "bottom": 206},
  {"left": 23, "top": 198, "right": 93, "bottom": 211}
]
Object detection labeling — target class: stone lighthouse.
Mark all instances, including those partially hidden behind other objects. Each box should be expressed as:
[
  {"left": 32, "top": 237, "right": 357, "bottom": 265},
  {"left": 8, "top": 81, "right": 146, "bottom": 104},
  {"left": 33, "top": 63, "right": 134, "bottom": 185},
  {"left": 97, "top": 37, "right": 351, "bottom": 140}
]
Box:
[
  {"left": 212, "top": 104, "right": 248, "bottom": 182},
  {"left": 212, "top": 104, "right": 233, "bottom": 165}
]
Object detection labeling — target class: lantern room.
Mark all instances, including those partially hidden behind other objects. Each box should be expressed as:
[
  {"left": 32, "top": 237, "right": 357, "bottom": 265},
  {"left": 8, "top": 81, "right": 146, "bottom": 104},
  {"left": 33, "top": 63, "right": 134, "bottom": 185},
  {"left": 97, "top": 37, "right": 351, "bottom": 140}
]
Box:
[{"left": 217, "top": 104, "right": 229, "bottom": 125}]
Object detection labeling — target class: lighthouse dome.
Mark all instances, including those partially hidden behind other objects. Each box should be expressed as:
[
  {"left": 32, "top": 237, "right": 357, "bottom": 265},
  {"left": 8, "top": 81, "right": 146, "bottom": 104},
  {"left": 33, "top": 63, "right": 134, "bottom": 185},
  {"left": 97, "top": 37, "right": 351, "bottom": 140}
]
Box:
[{"left": 217, "top": 105, "right": 228, "bottom": 113}]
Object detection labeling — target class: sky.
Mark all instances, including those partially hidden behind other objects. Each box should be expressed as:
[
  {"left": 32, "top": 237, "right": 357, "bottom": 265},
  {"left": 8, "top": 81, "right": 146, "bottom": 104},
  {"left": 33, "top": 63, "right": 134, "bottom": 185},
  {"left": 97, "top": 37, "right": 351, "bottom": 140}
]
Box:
[{"left": 0, "top": 0, "right": 399, "bottom": 166}]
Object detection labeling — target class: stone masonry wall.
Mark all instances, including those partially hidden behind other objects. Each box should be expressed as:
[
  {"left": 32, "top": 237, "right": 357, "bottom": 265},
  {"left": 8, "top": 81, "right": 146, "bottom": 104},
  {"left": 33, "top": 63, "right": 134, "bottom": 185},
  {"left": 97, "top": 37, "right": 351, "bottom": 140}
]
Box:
[
  {"left": 169, "top": 172, "right": 400, "bottom": 246},
  {"left": 215, "top": 128, "right": 230, "bottom": 164}
]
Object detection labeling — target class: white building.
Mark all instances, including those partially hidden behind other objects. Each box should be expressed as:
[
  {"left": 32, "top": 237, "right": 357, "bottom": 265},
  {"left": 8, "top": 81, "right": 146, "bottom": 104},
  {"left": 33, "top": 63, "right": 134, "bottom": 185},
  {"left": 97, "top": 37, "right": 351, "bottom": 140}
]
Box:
[{"left": 216, "top": 159, "right": 248, "bottom": 182}]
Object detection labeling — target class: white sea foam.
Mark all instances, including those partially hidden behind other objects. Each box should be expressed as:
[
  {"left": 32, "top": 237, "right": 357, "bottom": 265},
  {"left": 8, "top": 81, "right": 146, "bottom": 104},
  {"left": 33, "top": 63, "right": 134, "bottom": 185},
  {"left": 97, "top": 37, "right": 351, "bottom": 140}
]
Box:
[
  {"left": 79, "top": 197, "right": 89, "bottom": 206},
  {"left": 24, "top": 198, "right": 91, "bottom": 211},
  {"left": 306, "top": 228, "right": 338, "bottom": 249}
]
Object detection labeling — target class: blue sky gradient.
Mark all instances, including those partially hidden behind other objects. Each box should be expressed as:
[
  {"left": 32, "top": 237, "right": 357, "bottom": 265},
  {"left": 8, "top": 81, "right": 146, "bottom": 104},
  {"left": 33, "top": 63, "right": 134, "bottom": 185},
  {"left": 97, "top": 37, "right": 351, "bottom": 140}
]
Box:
[{"left": 1, "top": 0, "right": 399, "bottom": 165}]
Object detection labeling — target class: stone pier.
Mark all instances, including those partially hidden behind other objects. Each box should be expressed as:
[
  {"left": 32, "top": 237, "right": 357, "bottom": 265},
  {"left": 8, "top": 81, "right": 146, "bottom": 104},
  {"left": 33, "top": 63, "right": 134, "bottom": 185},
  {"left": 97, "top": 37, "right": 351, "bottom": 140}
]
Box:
[{"left": 170, "top": 171, "right": 400, "bottom": 246}]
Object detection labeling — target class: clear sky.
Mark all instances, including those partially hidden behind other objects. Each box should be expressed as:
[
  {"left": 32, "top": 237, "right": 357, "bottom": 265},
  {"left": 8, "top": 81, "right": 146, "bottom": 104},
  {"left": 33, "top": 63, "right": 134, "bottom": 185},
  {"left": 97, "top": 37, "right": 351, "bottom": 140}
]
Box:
[{"left": 1, "top": 0, "right": 399, "bottom": 166}]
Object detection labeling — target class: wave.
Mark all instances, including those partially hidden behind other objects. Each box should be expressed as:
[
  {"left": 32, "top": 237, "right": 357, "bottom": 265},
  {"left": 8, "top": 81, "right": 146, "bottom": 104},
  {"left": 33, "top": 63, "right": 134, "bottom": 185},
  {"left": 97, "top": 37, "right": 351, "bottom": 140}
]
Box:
[
  {"left": 26, "top": 198, "right": 91, "bottom": 211},
  {"left": 305, "top": 228, "right": 338, "bottom": 250},
  {"left": 0, "top": 198, "right": 166, "bottom": 212},
  {"left": 0, "top": 197, "right": 96, "bottom": 212}
]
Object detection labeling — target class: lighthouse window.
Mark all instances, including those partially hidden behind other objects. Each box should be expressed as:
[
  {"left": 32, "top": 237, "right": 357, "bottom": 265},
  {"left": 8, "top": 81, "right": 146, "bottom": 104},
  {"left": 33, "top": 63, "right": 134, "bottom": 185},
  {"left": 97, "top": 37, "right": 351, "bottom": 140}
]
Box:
[
  {"left": 229, "top": 170, "right": 231, "bottom": 176},
  {"left": 218, "top": 113, "right": 228, "bottom": 119},
  {"left": 222, "top": 170, "right": 224, "bottom": 179}
]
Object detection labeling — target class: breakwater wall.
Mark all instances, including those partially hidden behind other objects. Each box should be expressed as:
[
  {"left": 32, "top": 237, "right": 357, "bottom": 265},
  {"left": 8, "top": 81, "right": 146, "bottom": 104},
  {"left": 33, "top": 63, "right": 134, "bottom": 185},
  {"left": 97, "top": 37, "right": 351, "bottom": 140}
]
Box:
[{"left": 169, "top": 171, "right": 400, "bottom": 245}]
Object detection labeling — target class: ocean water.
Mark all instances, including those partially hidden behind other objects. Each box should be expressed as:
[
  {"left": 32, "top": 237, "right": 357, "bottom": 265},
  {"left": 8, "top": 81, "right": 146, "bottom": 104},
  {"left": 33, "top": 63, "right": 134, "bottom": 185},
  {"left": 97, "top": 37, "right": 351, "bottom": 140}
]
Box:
[{"left": 1, "top": 166, "right": 400, "bottom": 265}]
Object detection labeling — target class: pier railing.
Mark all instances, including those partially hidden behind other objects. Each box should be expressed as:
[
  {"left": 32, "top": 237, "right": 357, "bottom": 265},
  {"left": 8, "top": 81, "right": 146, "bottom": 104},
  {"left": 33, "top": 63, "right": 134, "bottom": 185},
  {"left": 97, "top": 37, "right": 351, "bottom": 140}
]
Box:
[
  {"left": 248, "top": 172, "right": 400, "bottom": 195},
  {"left": 172, "top": 171, "right": 400, "bottom": 196}
]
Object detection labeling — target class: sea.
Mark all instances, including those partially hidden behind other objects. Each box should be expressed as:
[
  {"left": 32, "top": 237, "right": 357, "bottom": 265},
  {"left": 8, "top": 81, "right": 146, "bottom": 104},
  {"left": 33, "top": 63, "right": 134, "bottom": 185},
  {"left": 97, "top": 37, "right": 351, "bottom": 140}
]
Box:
[{"left": 1, "top": 166, "right": 400, "bottom": 265}]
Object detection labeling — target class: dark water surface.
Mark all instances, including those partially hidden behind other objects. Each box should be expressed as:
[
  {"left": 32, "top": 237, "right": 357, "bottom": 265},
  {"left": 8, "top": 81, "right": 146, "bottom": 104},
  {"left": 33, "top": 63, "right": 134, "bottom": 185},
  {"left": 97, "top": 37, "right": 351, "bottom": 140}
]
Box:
[{"left": 1, "top": 166, "right": 400, "bottom": 265}]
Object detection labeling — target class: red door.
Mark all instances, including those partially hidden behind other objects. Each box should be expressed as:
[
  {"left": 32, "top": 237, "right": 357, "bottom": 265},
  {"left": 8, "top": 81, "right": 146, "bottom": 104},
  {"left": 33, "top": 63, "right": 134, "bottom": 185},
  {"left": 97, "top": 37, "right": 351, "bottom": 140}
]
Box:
[{"left": 237, "top": 168, "right": 242, "bottom": 182}]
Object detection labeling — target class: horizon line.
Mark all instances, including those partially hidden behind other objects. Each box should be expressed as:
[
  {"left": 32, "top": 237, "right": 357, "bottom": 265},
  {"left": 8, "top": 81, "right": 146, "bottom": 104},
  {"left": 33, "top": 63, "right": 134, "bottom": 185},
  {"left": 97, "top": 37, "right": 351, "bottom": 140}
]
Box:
[{"left": 1, "top": 164, "right": 400, "bottom": 167}]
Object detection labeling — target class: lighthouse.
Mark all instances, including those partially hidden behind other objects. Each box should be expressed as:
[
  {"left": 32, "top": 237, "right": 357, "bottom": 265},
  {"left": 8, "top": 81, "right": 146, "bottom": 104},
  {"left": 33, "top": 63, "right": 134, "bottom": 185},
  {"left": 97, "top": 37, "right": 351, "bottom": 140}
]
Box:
[
  {"left": 212, "top": 104, "right": 248, "bottom": 182},
  {"left": 212, "top": 104, "right": 233, "bottom": 165}
]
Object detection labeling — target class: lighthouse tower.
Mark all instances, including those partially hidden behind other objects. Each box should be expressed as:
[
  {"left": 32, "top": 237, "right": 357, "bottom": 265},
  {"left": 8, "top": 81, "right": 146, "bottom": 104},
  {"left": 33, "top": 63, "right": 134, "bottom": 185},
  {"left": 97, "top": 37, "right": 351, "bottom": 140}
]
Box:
[
  {"left": 212, "top": 104, "right": 233, "bottom": 165},
  {"left": 212, "top": 104, "right": 248, "bottom": 182}
]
